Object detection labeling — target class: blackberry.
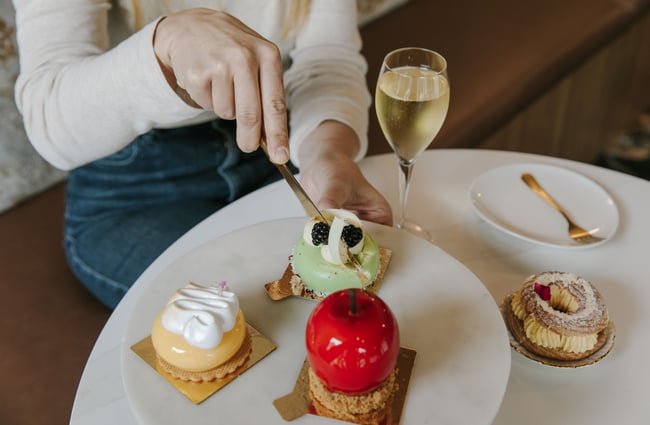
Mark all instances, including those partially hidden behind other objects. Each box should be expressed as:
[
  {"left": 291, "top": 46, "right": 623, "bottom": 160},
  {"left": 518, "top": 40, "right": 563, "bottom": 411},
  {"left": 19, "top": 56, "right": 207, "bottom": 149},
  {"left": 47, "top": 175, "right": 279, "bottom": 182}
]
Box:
[
  {"left": 311, "top": 222, "right": 330, "bottom": 245},
  {"left": 341, "top": 225, "right": 363, "bottom": 247}
]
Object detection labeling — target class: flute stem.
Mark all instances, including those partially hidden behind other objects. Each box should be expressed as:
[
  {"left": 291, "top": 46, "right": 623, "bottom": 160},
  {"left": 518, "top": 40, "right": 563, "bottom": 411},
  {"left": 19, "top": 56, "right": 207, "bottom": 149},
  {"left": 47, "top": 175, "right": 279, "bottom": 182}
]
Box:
[
  {"left": 397, "top": 158, "right": 415, "bottom": 229},
  {"left": 395, "top": 156, "right": 432, "bottom": 241}
]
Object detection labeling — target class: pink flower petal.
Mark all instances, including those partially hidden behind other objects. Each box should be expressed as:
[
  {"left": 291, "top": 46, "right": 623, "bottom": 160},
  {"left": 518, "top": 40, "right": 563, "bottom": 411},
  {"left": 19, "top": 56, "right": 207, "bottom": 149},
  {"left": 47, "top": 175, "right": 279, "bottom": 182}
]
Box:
[
  {"left": 217, "top": 280, "right": 228, "bottom": 295},
  {"left": 534, "top": 282, "right": 551, "bottom": 301}
]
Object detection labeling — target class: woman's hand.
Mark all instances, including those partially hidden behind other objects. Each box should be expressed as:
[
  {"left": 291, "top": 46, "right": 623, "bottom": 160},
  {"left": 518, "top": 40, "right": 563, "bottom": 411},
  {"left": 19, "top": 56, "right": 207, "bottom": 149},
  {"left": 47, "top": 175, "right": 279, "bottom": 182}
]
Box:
[
  {"left": 297, "top": 122, "right": 393, "bottom": 226},
  {"left": 153, "top": 8, "right": 289, "bottom": 164}
]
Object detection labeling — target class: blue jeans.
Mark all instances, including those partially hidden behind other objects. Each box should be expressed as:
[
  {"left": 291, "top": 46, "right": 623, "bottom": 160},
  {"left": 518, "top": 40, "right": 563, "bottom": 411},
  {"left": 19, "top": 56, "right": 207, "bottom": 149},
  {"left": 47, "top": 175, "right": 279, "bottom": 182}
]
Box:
[{"left": 63, "top": 120, "right": 279, "bottom": 309}]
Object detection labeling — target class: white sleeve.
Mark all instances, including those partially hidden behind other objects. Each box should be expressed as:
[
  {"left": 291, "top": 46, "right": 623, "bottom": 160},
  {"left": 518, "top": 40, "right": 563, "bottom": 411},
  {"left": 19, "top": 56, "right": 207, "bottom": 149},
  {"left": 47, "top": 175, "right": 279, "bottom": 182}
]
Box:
[
  {"left": 13, "top": 0, "right": 202, "bottom": 170},
  {"left": 284, "top": 0, "right": 371, "bottom": 167}
]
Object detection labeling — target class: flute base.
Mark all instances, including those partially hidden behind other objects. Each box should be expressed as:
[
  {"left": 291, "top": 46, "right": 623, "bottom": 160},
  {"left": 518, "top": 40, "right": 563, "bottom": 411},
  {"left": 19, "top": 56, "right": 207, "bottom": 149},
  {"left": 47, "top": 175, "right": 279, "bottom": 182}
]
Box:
[{"left": 397, "top": 220, "right": 432, "bottom": 242}]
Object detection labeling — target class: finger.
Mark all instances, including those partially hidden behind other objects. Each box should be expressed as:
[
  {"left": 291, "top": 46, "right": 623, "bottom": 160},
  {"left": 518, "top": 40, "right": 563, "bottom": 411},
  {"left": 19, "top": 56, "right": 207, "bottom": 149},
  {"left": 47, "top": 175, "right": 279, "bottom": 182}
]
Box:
[
  {"left": 232, "top": 52, "right": 262, "bottom": 153},
  {"left": 258, "top": 44, "right": 289, "bottom": 163},
  {"left": 346, "top": 187, "right": 394, "bottom": 226},
  {"left": 315, "top": 175, "right": 394, "bottom": 226},
  {"left": 211, "top": 67, "right": 235, "bottom": 120},
  {"left": 176, "top": 65, "right": 213, "bottom": 110},
  {"left": 354, "top": 203, "right": 394, "bottom": 226}
]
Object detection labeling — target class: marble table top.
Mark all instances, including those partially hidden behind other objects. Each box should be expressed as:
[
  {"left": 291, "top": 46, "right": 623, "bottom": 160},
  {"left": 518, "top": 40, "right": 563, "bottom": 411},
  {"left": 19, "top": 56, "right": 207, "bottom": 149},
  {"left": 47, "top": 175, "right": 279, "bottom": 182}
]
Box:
[{"left": 70, "top": 149, "right": 650, "bottom": 425}]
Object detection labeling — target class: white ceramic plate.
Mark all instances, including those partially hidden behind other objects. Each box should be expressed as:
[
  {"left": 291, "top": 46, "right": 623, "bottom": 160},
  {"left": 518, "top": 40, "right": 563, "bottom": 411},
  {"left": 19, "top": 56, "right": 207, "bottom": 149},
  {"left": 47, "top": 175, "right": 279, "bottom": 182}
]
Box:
[
  {"left": 121, "top": 218, "right": 511, "bottom": 425},
  {"left": 469, "top": 163, "right": 619, "bottom": 249}
]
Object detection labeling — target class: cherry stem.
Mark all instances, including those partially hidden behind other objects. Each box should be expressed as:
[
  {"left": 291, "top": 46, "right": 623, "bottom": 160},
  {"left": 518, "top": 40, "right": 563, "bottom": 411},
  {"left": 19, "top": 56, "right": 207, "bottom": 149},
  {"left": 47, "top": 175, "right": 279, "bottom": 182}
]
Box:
[{"left": 349, "top": 289, "right": 357, "bottom": 315}]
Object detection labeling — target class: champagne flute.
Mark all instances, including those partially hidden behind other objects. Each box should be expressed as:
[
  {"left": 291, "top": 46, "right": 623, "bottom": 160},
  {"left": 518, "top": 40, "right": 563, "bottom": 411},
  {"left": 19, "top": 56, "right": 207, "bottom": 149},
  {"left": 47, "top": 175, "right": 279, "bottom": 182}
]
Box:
[{"left": 375, "top": 47, "right": 450, "bottom": 240}]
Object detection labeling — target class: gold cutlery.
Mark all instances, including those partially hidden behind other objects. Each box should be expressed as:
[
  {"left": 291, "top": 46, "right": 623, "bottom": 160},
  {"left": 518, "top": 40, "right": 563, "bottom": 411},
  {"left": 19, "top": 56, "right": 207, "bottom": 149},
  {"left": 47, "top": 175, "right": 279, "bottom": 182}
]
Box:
[
  {"left": 521, "top": 173, "right": 605, "bottom": 244},
  {"left": 259, "top": 138, "right": 328, "bottom": 224}
]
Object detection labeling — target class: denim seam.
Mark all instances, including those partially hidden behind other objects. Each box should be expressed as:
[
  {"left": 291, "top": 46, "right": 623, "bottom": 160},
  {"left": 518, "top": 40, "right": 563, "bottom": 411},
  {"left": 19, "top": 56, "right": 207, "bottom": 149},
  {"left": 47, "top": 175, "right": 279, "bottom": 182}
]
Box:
[
  {"left": 64, "top": 235, "right": 130, "bottom": 293},
  {"left": 95, "top": 142, "right": 139, "bottom": 166},
  {"left": 215, "top": 130, "right": 240, "bottom": 203}
]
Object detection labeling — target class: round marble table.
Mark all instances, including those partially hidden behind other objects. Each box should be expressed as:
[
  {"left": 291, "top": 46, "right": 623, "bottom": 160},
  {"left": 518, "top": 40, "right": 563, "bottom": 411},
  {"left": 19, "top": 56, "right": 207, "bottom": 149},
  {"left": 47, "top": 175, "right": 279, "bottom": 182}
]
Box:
[{"left": 70, "top": 149, "right": 650, "bottom": 424}]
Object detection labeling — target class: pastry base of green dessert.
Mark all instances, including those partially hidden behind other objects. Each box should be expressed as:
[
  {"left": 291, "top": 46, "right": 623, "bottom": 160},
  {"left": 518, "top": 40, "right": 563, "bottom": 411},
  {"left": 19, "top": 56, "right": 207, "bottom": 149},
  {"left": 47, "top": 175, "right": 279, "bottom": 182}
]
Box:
[
  {"left": 263, "top": 246, "right": 391, "bottom": 301},
  {"left": 291, "top": 234, "right": 381, "bottom": 295}
]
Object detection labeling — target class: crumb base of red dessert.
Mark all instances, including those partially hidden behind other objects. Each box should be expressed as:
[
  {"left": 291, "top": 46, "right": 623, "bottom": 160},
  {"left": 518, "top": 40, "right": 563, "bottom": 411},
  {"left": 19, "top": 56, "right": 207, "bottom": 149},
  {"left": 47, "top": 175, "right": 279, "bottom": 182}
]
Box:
[
  {"left": 156, "top": 331, "right": 252, "bottom": 382},
  {"left": 308, "top": 366, "right": 397, "bottom": 425}
]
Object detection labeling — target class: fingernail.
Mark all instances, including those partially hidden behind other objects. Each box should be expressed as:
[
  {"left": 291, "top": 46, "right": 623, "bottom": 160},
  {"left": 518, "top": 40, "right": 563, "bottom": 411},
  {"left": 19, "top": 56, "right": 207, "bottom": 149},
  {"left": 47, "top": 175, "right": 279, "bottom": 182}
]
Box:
[{"left": 274, "top": 146, "right": 290, "bottom": 164}]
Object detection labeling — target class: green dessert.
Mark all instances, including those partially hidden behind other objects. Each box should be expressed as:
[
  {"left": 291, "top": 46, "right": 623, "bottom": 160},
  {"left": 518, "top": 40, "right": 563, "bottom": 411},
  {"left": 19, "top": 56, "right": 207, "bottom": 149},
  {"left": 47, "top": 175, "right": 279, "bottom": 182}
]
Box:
[
  {"left": 264, "top": 209, "right": 392, "bottom": 301},
  {"left": 293, "top": 232, "right": 380, "bottom": 295},
  {"left": 290, "top": 209, "right": 388, "bottom": 299}
]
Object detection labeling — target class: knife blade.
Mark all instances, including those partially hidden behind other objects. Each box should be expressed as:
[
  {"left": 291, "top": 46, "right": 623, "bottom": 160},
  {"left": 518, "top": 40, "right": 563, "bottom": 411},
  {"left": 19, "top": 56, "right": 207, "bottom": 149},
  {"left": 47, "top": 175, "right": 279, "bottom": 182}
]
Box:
[{"left": 259, "top": 138, "right": 329, "bottom": 224}]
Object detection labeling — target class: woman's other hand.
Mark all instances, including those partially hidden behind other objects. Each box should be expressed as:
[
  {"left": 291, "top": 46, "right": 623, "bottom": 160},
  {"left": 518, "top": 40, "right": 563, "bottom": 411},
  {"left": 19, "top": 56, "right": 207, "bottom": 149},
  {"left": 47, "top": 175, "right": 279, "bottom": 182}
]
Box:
[
  {"left": 153, "top": 8, "right": 289, "bottom": 164},
  {"left": 298, "top": 122, "right": 393, "bottom": 226}
]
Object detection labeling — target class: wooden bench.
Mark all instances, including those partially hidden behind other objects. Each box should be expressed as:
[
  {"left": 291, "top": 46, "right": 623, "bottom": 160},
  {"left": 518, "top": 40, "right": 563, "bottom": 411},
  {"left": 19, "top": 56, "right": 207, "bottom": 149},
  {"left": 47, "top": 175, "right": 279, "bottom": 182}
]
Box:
[{"left": 362, "top": 0, "right": 650, "bottom": 163}]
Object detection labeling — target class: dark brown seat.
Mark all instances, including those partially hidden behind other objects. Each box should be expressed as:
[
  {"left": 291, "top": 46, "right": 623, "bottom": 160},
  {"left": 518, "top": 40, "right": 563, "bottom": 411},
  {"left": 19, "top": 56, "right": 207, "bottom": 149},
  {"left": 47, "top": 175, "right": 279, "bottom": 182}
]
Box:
[{"left": 0, "top": 183, "right": 110, "bottom": 425}]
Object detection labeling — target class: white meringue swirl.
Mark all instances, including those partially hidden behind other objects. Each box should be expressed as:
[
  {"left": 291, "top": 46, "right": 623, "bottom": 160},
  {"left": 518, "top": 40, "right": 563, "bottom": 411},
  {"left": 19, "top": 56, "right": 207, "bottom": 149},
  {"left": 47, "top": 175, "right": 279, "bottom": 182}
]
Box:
[{"left": 160, "top": 282, "right": 239, "bottom": 350}]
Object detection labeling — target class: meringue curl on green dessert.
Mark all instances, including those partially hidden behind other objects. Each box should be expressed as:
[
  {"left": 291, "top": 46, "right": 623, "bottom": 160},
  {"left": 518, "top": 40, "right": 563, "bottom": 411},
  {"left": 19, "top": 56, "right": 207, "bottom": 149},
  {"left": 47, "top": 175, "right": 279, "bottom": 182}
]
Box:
[{"left": 291, "top": 209, "right": 382, "bottom": 296}]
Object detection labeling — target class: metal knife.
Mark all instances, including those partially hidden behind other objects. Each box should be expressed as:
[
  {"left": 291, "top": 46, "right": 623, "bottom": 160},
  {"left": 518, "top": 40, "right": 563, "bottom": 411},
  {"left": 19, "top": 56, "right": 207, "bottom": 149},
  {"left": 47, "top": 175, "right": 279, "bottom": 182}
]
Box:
[{"left": 259, "top": 138, "right": 329, "bottom": 223}]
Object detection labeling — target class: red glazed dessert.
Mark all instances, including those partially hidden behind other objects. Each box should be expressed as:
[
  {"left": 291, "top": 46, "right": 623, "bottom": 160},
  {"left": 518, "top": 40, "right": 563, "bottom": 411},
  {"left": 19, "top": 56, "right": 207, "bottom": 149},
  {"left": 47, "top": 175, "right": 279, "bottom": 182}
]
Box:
[{"left": 305, "top": 289, "right": 400, "bottom": 424}]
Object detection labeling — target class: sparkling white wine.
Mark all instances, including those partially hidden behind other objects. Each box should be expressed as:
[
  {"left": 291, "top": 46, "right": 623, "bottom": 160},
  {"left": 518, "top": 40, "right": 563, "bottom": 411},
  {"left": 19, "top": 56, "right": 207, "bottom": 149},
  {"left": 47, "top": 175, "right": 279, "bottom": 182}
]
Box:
[{"left": 375, "top": 66, "right": 450, "bottom": 161}]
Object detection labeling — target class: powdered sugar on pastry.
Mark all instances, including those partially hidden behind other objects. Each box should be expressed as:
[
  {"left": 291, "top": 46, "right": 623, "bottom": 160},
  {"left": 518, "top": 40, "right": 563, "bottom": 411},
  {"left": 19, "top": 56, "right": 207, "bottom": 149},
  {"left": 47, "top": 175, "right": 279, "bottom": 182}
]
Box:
[{"left": 508, "top": 271, "right": 609, "bottom": 359}]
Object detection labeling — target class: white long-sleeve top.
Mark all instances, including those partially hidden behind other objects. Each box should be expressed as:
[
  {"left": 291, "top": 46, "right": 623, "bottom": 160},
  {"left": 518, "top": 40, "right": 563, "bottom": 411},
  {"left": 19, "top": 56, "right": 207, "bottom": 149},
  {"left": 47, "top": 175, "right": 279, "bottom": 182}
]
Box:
[{"left": 12, "top": 0, "right": 371, "bottom": 170}]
